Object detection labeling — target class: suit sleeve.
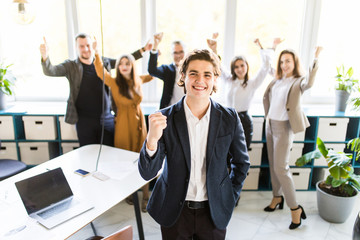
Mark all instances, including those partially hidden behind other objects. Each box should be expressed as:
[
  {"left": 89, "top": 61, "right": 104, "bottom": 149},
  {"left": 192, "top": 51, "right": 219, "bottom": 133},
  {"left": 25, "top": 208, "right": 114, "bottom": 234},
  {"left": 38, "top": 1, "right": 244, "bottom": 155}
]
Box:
[
  {"left": 148, "top": 52, "right": 167, "bottom": 81},
  {"left": 41, "top": 58, "right": 67, "bottom": 77},
  {"left": 228, "top": 111, "right": 250, "bottom": 199},
  {"left": 300, "top": 59, "right": 319, "bottom": 92},
  {"left": 94, "top": 53, "right": 116, "bottom": 88},
  {"left": 131, "top": 49, "right": 143, "bottom": 61},
  {"left": 140, "top": 74, "right": 154, "bottom": 84},
  {"left": 138, "top": 138, "right": 167, "bottom": 181}
]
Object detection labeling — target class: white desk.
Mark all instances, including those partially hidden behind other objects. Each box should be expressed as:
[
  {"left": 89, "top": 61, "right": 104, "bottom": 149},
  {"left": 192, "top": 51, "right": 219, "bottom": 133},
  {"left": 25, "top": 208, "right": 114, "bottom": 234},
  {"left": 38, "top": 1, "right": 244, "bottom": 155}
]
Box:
[{"left": 0, "top": 144, "right": 149, "bottom": 240}]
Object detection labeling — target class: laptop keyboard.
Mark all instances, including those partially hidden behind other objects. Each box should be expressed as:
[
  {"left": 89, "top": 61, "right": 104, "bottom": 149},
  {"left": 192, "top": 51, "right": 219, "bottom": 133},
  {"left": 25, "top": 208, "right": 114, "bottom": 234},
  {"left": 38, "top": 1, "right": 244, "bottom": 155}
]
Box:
[{"left": 38, "top": 200, "right": 77, "bottom": 219}]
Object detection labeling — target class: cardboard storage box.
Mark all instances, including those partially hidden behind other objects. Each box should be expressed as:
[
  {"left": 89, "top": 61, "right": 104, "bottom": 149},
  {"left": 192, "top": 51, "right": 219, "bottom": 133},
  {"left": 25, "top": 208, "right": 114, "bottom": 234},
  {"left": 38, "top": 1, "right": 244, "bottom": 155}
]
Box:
[
  {"left": 252, "top": 117, "right": 264, "bottom": 141},
  {"left": 0, "top": 116, "right": 15, "bottom": 139},
  {"left": 23, "top": 116, "right": 57, "bottom": 140},
  {"left": 61, "top": 142, "right": 80, "bottom": 154},
  {"left": 291, "top": 168, "right": 311, "bottom": 190},
  {"left": 314, "top": 143, "right": 346, "bottom": 166},
  {"left": 19, "top": 142, "right": 50, "bottom": 165},
  {"left": 0, "top": 142, "right": 18, "bottom": 160},
  {"left": 59, "top": 116, "right": 78, "bottom": 140},
  {"left": 248, "top": 143, "right": 262, "bottom": 166},
  {"left": 317, "top": 118, "right": 349, "bottom": 141},
  {"left": 243, "top": 168, "right": 260, "bottom": 190},
  {"left": 293, "top": 131, "right": 305, "bottom": 141},
  {"left": 289, "top": 143, "right": 304, "bottom": 166}
]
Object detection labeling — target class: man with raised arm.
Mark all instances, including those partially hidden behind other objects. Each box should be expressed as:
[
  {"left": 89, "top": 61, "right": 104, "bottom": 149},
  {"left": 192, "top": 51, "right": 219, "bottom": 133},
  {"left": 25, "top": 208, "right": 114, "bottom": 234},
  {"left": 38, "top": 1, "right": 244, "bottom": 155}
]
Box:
[
  {"left": 148, "top": 32, "right": 186, "bottom": 109},
  {"left": 40, "top": 33, "right": 150, "bottom": 146}
]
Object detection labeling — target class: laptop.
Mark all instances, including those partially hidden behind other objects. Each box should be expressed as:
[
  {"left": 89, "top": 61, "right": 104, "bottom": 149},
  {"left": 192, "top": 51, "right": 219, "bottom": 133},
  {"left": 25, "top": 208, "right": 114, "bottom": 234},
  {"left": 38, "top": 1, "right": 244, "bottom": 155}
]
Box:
[{"left": 15, "top": 167, "right": 94, "bottom": 229}]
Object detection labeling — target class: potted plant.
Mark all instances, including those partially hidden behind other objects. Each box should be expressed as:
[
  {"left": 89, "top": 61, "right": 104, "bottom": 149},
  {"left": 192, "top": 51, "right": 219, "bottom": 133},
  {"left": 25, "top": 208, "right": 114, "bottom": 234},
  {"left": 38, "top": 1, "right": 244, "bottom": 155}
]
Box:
[
  {"left": 0, "top": 62, "right": 16, "bottom": 110},
  {"left": 335, "top": 65, "right": 358, "bottom": 112},
  {"left": 296, "top": 137, "right": 360, "bottom": 223}
]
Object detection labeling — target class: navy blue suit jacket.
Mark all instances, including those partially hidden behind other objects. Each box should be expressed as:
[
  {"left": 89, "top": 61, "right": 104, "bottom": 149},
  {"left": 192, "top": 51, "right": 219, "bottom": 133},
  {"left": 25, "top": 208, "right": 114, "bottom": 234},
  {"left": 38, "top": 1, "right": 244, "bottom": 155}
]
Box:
[
  {"left": 148, "top": 52, "right": 176, "bottom": 109},
  {"left": 138, "top": 98, "right": 250, "bottom": 229}
]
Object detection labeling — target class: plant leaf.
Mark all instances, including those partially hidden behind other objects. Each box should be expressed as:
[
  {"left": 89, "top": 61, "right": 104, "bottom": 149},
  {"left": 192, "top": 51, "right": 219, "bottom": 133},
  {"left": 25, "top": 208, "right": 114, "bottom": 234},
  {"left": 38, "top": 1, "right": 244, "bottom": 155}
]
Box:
[
  {"left": 317, "top": 138, "right": 328, "bottom": 157},
  {"left": 331, "top": 177, "right": 347, "bottom": 188},
  {"left": 295, "top": 149, "right": 321, "bottom": 166}
]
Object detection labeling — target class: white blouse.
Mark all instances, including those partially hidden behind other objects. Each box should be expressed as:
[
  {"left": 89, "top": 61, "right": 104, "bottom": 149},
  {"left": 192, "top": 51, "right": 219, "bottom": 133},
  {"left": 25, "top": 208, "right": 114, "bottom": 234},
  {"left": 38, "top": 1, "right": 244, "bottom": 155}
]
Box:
[
  {"left": 221, "top": 49, "right": 274, "bottom": 112},
  {"left": 267, "top": 76, "right": 296, "bottom": 121}
]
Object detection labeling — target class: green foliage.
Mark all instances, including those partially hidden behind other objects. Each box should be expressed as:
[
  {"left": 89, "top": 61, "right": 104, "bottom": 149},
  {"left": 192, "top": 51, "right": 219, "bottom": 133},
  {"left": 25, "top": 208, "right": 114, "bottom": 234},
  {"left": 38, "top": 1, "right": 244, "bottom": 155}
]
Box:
[
  {"left": 348, "top": 137, "right": 360, "bottom": 161},
  {"left": 335, "top": 65, "right": 358, "bottom": 93},
  {"left": 296, "top": 137, "right": 359, "bottom": 196},
  {"left": 349, "top": 91, "right": 360, "bottom": 112},
  {"left": 0, "top": 62, "right": 15, "bottom": 95}
]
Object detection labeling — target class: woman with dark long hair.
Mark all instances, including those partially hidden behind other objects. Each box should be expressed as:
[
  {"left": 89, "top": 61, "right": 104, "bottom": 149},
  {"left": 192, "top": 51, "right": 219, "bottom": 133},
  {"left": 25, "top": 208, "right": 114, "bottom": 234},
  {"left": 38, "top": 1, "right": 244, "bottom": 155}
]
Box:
[
  {"left": 93, "top": 41, "right": 153, "bottom": 212},
  {"left": 208, "top": 34, "right": 281, "bottom": 149}
]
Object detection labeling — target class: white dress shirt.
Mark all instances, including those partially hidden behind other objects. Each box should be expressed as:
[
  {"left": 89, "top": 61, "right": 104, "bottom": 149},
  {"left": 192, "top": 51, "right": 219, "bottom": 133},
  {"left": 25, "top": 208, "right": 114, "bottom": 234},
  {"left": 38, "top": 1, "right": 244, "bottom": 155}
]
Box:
[
  {"left": 221, "top": 49, "right": 274, "bottom": 112},
  {"left": 169, "top": 65, "right": 185, "bottom": 106},
  {"left": 183, "top": 100, "right": 210, "bottom": 201},
  {"left": 268, "top": 76, "right": 296, "bottom": 121},
  {"left": 146, "top": 99, "right": 211, "bottom": 201}
]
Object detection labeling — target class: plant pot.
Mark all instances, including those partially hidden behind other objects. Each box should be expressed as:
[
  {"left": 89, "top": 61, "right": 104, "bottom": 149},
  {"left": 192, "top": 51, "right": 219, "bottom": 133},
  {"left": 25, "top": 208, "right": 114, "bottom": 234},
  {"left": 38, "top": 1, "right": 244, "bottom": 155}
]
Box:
[
  {"left": 335, "top": 90, "right": 350, "bottom": 112},
  {"left": 0, "top": 91, "right": 6, "bottom": 111},
  {"left": 316, "top": 181, "right": 358, "bottom": 223}
]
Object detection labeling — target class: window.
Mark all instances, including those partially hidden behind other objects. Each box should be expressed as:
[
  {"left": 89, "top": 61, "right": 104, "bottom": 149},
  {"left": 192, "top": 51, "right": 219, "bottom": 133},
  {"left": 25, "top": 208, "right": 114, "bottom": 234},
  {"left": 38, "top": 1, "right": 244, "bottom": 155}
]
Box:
[
  {"left": 152, "top": 0, "right": 225, "bottom": 104},
  {"left": 312, "top": 0, "right": 360, "bottom": 100},
  {"left": 234, "top": 0, "right": 305, "bottom": 103},
  {"left": 0, "top": 0, "right": 69, "bottom": 101},
  {"left": 77, "top": 0, "right": 142, "bottom": 68}
]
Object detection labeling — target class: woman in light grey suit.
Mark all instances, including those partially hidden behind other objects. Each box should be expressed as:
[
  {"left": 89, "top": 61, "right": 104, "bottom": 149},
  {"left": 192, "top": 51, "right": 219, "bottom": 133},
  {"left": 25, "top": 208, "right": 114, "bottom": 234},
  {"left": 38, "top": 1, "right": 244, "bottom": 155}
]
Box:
[{"left": 263, "top": 46, "right": 323, "bottom": 229}]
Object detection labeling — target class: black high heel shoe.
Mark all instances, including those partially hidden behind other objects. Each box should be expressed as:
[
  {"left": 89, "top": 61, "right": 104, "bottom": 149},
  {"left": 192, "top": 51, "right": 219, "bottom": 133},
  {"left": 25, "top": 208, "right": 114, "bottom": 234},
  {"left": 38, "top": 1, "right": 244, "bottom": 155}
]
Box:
[
  {"left": 264, "top": 196, "right": 284, "bottom": 212},
  {"left": 289, "top": 205, "right": 307, "bottom": 230}
]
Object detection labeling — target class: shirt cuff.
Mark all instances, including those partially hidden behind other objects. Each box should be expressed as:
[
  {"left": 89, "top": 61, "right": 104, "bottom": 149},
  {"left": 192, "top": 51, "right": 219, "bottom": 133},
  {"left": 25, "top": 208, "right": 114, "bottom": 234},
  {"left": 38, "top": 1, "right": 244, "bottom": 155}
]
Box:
[
  {"left": 146, "top": 145, "right": 157, "bottom": 157},
  {"left": 151, "top": 49, "right": 158, "bottom": 54}
]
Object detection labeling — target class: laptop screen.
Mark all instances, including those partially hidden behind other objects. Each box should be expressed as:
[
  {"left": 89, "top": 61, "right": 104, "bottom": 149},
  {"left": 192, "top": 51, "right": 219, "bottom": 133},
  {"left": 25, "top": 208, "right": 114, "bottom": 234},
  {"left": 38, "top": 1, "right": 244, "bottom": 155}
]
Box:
[{"left": 15, "top": 167, "right": 73, "bottom": 215}]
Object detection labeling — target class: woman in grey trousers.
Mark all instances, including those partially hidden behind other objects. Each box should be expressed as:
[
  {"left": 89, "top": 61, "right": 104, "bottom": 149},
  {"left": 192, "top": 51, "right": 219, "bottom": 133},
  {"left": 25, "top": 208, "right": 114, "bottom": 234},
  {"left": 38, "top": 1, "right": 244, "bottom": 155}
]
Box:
[{"left": 263, "top": 46, "right": 323, "bottom": 229}]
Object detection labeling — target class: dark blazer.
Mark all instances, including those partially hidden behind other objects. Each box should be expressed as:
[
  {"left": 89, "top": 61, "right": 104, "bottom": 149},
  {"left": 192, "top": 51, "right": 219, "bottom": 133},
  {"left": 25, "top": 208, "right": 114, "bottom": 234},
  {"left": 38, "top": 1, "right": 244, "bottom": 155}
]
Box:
[
  {"left": 148, "top": 52, "right": 177, "bottom": 109},
  {"left": 138, "top": 98, "right": 250, "bottom": 229}
]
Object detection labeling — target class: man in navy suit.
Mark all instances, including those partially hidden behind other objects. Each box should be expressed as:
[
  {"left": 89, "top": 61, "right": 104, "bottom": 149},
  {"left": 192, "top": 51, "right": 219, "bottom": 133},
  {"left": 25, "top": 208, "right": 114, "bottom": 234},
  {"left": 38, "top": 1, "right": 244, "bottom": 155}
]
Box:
[
  {"left": 139, "top": 49, "right": 250, "bottom": 239},
  {"left": 148, "top": 32, "right": 186, "bottom": 109}
]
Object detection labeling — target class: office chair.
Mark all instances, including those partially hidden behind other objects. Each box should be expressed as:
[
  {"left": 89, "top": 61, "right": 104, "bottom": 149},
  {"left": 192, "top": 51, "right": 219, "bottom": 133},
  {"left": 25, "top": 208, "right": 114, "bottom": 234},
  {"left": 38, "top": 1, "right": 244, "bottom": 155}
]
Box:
[
  {"left": 0, "top": 140, "right": 27, "bottom": 181},
  {"left": 86, "top": 225, "right": 133, "bottom": 240}
]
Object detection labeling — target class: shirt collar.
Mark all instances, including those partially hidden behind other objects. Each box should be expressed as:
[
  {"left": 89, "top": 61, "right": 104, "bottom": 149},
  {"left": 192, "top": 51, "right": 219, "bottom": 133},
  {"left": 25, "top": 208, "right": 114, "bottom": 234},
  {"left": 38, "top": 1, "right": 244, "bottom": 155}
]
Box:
[{"left": 184, "top": 99, "right": 211, "bottom": 122}]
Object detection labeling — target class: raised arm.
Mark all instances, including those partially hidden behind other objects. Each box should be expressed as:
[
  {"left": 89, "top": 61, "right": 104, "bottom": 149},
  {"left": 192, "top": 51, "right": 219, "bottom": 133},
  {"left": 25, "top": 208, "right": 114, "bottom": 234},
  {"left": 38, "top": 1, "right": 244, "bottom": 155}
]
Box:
[
  {"left": 300, "top": 46, "right": 323, "bottom": 92},
  {"left": 152, "top": 32, "right": 163, "bottom": 51},
  {"left": 148, "top": 32, "right": 170, "bottom": 79},
  {"left": 140, "top": 74, "right": 154, "bottom": 84},
  {"left": 40, "top": 36, "right": 67, "bottom": 76},
  {"left": 138, "top": 112, "right": 167, "bottom": 180},
  {"left": 92, "top": 38, "right": 114, "bottom": 87},
  {"left": 207, "top": 33, "right": 231, "bottom": 81},
  {"left": 252, "top": 38, "right": 283, "bottom": 87}
]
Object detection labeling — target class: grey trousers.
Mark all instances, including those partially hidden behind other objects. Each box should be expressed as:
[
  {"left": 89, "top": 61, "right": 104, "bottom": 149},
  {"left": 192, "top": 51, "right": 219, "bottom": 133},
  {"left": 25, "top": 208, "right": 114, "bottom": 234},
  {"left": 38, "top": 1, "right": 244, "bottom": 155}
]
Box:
[{"left": 266, "top": 119, "right": 298, "bottom": 208}]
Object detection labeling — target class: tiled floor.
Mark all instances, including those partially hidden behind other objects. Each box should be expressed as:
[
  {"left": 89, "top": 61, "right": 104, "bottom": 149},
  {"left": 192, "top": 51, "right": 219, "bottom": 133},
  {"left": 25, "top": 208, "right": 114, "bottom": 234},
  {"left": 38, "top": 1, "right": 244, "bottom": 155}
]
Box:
[{"left": 69, "top": 191, "right": 359, "bottom": 240}]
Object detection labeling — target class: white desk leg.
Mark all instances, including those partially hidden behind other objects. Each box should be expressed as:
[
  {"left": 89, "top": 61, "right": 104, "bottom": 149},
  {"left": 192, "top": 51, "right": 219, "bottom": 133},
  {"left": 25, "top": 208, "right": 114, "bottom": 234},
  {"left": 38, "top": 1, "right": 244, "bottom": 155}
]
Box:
[{"left": 133, "top": 191, "right": 145, "bottom": 240}]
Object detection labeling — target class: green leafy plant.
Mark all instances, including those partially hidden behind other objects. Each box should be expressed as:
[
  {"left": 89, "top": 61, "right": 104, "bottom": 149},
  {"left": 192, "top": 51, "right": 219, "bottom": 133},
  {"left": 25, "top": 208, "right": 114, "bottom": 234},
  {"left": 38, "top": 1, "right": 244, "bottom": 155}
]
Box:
[
  {"left": 0, "top": 62, "right": 16, "bottom": 95},
  {"left": 335, "top": 65, "right": 358, "bottom": 93},
  {"left": 349, "top": 86, "right": 360, "bottom": 112},
  {"left": 335, "top": 65, "right": 359, "bottom": 93},
  {"left": 296, "top": 137, "right": 360, "bottom": 197}
]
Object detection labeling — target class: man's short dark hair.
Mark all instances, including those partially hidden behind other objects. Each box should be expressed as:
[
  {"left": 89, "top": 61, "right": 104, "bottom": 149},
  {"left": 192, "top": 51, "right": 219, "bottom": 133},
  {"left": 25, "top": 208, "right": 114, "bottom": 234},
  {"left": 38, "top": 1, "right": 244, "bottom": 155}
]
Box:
[
  {"left": 178, "top": 49, "right": 221, "bottom": 93},
  {"left": 75, "top": 33, "right": 91, "bottom": 41}
]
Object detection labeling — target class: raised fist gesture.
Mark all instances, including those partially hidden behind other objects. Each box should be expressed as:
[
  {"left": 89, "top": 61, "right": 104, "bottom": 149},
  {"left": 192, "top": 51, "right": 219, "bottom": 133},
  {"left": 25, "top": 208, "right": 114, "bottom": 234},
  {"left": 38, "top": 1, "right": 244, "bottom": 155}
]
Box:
[{"left": 39, "top": 36, "right": 49, "bottom": 61}]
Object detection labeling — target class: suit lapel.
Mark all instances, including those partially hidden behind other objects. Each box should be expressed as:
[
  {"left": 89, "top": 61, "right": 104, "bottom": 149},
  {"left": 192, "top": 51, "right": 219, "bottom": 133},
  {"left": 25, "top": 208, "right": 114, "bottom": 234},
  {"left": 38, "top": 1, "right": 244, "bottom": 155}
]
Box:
[
  {"left": 174, "top": 99, "right": 191, "bottom": 171},
  {"left": 205, "top": 100, "right": 222, "bottom": 171}
]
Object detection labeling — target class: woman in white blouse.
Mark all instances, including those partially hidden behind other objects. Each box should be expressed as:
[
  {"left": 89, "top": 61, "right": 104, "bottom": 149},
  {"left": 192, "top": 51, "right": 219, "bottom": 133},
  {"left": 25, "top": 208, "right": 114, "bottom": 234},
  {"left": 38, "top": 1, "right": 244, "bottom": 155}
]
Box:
[
  {"left": 263, "top": 46, "right": 322, "bottom": 229},
  {"left": 208, "top": 34, "right": 281, "bottom": 149}
]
